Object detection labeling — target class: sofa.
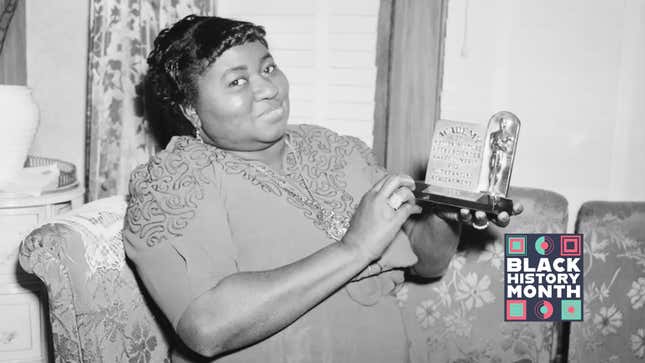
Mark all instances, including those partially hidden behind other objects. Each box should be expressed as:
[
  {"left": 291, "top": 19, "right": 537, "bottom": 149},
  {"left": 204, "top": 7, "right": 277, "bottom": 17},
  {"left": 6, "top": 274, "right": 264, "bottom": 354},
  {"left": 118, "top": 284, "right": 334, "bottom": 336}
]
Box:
[
  {"left": 19, "top": 187, "right": 574, "bottom": 362},
  {"left": 568, "top": 201, "right": 645, "bottom": 363},
  {"left": 402, "top": 187, "right": 569, "bottom": 363}
]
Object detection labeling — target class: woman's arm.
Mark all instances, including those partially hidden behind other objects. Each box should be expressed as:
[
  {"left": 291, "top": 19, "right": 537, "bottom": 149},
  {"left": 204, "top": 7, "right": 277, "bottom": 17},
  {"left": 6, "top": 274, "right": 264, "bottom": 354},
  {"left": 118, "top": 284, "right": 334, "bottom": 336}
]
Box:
[
  {"left": 177, "top": 240, "right": 366, "bottom": 357},
  {"left": 176, "top": 175, "right": 421, "bottom": 357},
  {"left": 403, "top": 207, "right": 461, "bottom": 278},
  {"left": 404, "top": 203, "right": 523, "bottom": 278}
]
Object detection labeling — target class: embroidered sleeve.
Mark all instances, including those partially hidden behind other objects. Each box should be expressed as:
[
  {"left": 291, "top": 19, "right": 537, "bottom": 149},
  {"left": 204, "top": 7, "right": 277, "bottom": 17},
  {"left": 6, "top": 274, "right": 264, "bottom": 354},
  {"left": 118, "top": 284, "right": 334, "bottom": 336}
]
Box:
[
  {"left": 123, "top": 137, "right": 238, "bottom": 328},
  {"left": 345, "top": 135, "right": 388, "bottom": 184}
]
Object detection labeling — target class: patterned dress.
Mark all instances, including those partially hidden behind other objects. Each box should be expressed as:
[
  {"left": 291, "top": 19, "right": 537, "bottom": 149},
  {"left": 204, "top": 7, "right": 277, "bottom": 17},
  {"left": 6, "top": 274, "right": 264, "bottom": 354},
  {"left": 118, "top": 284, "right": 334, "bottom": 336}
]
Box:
[{"left": 123, "top": 124, "right": 411, "bottom": 362}]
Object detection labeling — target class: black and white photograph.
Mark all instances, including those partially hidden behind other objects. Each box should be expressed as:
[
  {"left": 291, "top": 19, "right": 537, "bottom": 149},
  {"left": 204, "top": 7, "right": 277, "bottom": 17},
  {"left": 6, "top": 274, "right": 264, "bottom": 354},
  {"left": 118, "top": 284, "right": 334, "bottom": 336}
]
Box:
[{"left": 1, "top": 1, "right": 644, "bottom": 362}]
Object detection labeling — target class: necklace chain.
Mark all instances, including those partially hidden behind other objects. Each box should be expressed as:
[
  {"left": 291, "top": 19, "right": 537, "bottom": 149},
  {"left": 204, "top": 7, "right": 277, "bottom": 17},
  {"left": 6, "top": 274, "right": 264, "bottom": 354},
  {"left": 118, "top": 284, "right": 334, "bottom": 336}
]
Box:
[{"left": 247, "top": 140, "right": 350, "bottom": 241}]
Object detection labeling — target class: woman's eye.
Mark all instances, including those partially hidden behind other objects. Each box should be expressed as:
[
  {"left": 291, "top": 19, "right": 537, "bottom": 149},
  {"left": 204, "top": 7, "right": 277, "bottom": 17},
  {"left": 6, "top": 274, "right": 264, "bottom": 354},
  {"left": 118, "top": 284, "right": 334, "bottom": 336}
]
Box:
[
  {"left": 229, "top": 78, "right": 248, "bottom": 87},
  {"left": 264, "top": 64, "right": 276, "bottom": 74}
]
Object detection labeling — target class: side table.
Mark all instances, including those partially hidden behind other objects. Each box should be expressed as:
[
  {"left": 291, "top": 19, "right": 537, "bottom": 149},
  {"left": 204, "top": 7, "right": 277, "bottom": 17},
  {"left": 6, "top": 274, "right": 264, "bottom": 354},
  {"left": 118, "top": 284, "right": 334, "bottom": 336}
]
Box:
[{"left": 0, "top": 186, "right": 84, "bottom": 363}]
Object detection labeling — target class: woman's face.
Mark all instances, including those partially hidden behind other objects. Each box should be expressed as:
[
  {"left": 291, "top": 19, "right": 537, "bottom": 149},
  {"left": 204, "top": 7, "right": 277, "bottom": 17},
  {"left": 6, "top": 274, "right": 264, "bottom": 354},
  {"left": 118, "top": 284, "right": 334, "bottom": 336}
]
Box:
[{"left": 192, "top": 41, "right": 290, "bottom": 151}]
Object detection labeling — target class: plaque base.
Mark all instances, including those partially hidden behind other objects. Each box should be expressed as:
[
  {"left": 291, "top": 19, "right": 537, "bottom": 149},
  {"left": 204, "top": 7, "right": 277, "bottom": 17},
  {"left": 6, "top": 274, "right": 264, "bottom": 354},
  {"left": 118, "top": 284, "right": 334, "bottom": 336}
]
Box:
[{"left": 413, "top": 182, "right": 514, "bottom": 215}]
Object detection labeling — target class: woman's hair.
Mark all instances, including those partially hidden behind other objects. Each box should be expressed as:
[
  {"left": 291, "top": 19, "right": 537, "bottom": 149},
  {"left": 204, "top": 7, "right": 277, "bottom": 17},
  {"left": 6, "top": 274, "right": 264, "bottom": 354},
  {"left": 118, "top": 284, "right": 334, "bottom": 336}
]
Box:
[{"left": 144, "top": 15, "right": 267, "bottom": 147}]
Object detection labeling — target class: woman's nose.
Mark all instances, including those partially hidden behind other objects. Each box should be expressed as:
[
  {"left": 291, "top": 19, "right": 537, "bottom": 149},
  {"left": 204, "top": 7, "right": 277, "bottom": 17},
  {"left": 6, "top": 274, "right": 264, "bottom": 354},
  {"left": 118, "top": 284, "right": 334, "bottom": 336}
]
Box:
[{"left": 252, "top": 76, "right": 279, "bottom": 100}]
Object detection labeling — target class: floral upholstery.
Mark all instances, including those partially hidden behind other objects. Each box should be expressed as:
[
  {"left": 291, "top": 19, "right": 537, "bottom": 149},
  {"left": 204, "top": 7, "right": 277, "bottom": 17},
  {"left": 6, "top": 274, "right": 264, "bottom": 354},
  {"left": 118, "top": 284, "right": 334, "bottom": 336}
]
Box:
[
  {"left": 569, "top": 201, "right": 645, "bottom": 362},
  {"left": 399, "top": 187, "right": 569, "bottom": 363},
  {"left": 19, "top": 196, "right": 172, "bottom": 363},
  {"left": 18, "top": 188, "right": 569, "bottom": 363}
]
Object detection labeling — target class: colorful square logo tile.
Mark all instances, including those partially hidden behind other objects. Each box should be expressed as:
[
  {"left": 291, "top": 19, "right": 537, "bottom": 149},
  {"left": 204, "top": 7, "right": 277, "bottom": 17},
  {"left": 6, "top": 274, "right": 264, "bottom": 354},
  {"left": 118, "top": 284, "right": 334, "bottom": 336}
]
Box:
[
  {"left": 561, "top": 300, "right": 582, "bottom": 320},
  {"left": 560, "top": 235, "right": 582, "bottom": 256},
  {"left": 505, "top": 234, "right": 584, "bottom": 322},
  {"left": 506, "top": 235, "right": 527, "bottom": 256},
  {"left": 506, "top": 300, "right": 527, "bottom": 320}
]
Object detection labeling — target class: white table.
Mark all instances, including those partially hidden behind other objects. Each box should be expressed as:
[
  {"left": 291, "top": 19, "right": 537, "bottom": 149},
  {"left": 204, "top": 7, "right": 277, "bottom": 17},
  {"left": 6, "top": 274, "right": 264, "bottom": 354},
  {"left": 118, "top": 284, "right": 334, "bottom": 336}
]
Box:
[{"left": 0, "top": 186, "right": 84, "bottom": 363}]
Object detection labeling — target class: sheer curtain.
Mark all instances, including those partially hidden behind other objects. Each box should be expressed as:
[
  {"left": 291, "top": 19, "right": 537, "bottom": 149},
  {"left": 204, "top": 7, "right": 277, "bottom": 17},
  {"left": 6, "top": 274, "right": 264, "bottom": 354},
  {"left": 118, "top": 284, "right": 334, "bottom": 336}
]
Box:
[{"left": 85, "top": 0, "right": 215, "bottom": 200}]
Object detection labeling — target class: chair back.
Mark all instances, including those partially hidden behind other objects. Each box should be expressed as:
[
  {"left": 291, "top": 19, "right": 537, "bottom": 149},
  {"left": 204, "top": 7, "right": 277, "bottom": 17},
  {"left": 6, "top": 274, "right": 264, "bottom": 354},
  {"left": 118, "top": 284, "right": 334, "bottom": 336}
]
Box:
[
  {"left": 401, "top": 187, "right": 569, "bottom": 363},
  {"left": 568, "top": 201, "right": 645, "bottom": 362}
]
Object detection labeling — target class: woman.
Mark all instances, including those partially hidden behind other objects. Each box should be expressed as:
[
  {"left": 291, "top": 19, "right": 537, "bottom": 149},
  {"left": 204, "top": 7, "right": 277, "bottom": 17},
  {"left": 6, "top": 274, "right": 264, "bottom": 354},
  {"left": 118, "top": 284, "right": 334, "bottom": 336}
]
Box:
[{"left": 124, "top": 15, "right": 518, "bottom": 362}]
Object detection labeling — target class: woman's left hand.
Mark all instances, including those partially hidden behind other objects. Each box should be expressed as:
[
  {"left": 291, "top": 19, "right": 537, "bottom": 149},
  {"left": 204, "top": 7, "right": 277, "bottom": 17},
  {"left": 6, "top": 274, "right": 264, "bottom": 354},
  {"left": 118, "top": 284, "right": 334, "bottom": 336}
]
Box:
[
  {"left": 434, "top": 202, "right": 524, "bottom": 230},
  {"left": 402, "top": 201, "right": 523, "bottom": 278}
]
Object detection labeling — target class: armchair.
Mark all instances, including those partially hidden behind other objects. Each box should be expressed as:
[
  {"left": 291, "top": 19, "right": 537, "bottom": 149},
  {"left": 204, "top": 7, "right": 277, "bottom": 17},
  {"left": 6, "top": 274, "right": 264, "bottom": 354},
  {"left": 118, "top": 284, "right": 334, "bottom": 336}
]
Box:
[
  {"left": 19, "top": 187, "right": 569, "bottom": 362},
  {"left": 19, "top": 196, "right": 172, "bottom": 362},
  {"left": 568, "top": 201, "right": 645, "bottom": 362},
  {"left": 402, "top": 187, "right": 569, "bottom": 363}
]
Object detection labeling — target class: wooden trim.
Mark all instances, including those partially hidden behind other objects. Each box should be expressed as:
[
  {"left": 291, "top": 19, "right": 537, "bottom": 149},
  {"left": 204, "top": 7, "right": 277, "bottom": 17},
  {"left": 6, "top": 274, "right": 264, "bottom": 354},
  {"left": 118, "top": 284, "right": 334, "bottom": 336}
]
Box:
[
  {"left": 83, "top": 1, "right": 94, "bottom": 202},
  {"left": 0, "top": 0, "right": 26, "bottom": 85},
  {"left": 373, "top": 0, "right": 394, "bottom": 167},
  {"left": 372, "top": 0, "right": 448, "bottom": 178},
  {"left": 435, "top": 0, "right": 449, "bottom": 126}
]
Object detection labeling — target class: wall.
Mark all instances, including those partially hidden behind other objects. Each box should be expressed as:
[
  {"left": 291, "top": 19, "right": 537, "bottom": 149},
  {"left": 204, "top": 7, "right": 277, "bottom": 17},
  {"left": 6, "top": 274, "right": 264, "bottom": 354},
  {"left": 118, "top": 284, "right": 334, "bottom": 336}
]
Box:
[
  {"left": 23, "top": 0, "right": 376, "bottom": 189},
  {"left": 21, "top": 0, "right": 645, "bottom": 222},
  {"left": 441, "top": 0, "right": 645, "bottom": 229},
  {"left": 26, "top": 1, "right": 89, "bottom": 185}
]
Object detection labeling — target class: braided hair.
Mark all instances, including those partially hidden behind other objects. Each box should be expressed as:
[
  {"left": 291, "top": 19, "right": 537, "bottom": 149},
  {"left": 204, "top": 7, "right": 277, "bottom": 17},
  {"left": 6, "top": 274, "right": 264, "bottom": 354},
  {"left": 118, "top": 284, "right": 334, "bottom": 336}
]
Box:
[{"left": 144, "top": 15, "right": 267, "bottom": 147}]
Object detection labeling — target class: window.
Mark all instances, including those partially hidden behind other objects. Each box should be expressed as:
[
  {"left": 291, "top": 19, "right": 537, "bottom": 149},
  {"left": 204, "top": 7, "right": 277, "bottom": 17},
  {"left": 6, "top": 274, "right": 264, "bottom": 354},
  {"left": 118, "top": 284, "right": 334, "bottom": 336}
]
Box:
[{"left": 217, "top": 0, "right": 379, "bottom": 145}]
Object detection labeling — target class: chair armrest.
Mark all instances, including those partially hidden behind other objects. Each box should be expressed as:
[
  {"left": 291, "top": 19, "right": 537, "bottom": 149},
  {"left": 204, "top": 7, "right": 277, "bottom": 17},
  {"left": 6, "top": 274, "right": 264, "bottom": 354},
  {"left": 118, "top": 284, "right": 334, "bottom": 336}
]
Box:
[
  {"left": 18, "top": 195, "right": 172, "bottom": 362},
  {"left": 508, "top": 186, "right": 569, "bottom": 232},
  {"left": 19, "top": 223, "right": 84, "bottom": 362}
]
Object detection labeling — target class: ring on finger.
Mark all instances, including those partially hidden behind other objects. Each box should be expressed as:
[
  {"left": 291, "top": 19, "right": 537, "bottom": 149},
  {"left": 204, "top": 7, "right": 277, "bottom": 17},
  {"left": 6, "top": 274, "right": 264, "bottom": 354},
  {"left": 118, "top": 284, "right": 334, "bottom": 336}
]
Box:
[{"left": 472, "top": 220, "right": 490, "bottom": 230}]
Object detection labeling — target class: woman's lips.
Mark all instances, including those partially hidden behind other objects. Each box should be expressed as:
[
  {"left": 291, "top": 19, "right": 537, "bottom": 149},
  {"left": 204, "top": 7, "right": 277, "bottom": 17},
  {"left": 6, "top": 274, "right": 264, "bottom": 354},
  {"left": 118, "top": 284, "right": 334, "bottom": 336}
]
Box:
[{"left": 257, "top": 106, "right": 284, "bottom": 122}]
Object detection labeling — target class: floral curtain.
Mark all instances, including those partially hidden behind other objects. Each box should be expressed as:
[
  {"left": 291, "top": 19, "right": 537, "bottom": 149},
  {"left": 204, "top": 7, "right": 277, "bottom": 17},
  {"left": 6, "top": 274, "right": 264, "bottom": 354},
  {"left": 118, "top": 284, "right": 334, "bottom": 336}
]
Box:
[{"left": 86, "top": 0, "right": 215, "bottom": 200}]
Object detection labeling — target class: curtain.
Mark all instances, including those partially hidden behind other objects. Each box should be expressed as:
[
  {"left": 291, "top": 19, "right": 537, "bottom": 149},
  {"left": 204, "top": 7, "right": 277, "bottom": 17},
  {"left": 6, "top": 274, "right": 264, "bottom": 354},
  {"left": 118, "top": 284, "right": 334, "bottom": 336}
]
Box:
[
  {"left": 373, "top": 0, "right": 448, "bottom": 178},
  {"left": 0, "top": 0, "right": 26, "bottom": 85},
  {"left": 85, "top": 0, "right": 215, "bottom": 200}
]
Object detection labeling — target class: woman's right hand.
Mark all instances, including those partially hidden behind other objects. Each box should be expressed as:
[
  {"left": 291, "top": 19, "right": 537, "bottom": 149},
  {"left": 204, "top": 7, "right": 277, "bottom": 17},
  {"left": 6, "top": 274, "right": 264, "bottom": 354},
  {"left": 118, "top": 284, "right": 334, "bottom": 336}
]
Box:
[{"left": 342, "top": 174, "right": 422, "bottom": 263}]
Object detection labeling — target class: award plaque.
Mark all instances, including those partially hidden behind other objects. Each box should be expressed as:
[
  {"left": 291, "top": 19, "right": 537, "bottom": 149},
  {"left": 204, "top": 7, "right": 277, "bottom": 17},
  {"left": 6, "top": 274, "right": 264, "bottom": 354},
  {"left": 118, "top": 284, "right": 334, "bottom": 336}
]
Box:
[{"left": 414, "top": 111, "right": 521, "bottom": 215}]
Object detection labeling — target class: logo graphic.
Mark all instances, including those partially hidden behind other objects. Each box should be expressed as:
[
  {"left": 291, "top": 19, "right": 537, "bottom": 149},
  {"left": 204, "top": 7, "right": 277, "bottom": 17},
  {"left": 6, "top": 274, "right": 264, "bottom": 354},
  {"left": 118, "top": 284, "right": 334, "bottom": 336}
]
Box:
[
  {"left": 534, "top": 236, "right": 554, "bottom": 256},
  {"left": 535, "top": 300, "right": 554, "bottom": 320},
  {"left": 504, "top": 234, "right": 583, "bottom": 322},
  {"left": 506, "top": 300, "right": 526, "bottom": 320},
  {"left": 560, "top": 235, "right": 582, "bottom": 256},
  {"left": 506, "top": 235, "right": 527, "bottom": 256},
  {"left": 561, "top": 300, "right": 582, "bottom": 321}
]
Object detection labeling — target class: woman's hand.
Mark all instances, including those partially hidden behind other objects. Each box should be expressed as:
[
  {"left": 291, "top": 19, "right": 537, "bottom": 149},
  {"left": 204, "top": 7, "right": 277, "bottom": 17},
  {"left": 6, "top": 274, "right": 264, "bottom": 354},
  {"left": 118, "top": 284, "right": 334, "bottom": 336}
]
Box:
[
  {"left": 405, "top": 202, "right": 524, "bottom": 278},
  {"left": 434, "top": 202, "right": 524, "bottom": 230},
  {"left": 342, "top": 174, "right": 422, "bottom": 263},
  {"left": 403, "top": 204, "right": 461, "bottom": 277}
]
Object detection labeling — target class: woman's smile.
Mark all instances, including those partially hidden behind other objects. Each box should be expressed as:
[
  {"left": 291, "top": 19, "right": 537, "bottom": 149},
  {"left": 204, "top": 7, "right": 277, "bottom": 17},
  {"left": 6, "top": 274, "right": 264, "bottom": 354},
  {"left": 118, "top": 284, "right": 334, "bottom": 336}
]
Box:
[
  {"left": 193, "top": 41, "right": 290, "bottom": 151},
  {"left": 256, "top": 103, "right": 286, "bottom": 123}
]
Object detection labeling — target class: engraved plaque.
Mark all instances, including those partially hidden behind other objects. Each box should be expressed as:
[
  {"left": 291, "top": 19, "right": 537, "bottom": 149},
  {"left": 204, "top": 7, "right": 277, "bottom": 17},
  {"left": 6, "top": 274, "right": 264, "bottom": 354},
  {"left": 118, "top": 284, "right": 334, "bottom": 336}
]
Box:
[
  {"left": 425, "top": 119, "right": 486, "bottom": 193},
  {"left": 414, "top": 111, "right": 521, "bottom": 215}
]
